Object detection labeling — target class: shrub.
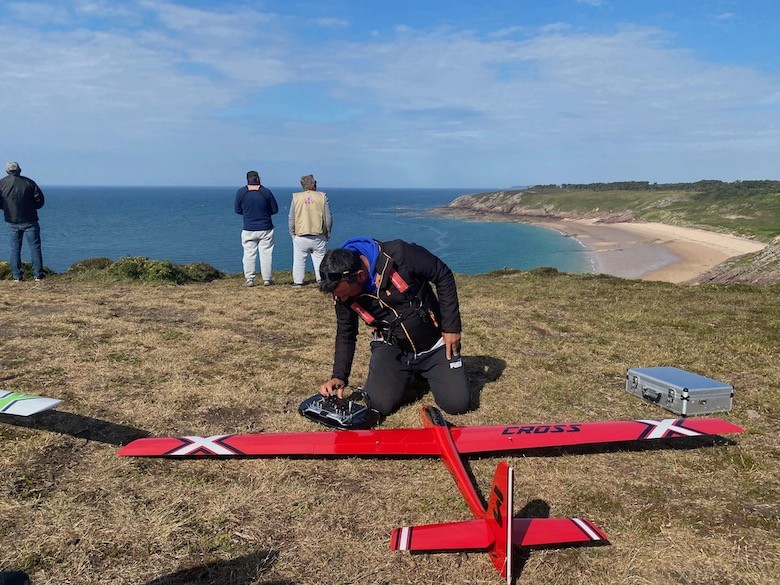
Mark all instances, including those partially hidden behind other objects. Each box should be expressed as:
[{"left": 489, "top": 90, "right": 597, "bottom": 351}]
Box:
[
  {"left": 142, "top": 259, "right": 189, "bottom": 284},
  {"left": 185, "top": 262, "right": 224, "bottom": 282},
  {"left": 103, "top": 257, "right": 224, "bottom": 284},
  {"left": 68, "top": 257, "right": 115, "bottom": 272},
  {"left": 0, "top": 261, "right": 55, "bottom": 280},
  {"left": 529, "top": 266, "right": 561, "bottom": 276}
]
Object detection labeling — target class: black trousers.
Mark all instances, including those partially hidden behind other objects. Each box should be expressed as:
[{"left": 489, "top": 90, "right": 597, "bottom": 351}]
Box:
[{"left": 363, "top": 341, "right": 470, "bottom": 416}]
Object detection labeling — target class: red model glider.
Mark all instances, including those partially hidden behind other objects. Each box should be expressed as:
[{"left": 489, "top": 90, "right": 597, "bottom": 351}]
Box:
[
  {"left": 117, "top": 410, "right": 742, "bottom": 460},
  {"left": 117, "top": 407, "right": 742, "bottom": 581}
]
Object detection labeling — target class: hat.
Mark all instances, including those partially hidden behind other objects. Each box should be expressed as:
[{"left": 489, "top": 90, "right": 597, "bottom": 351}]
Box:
[
  {"left": 246, "top": 170, "right": 261, "bottom": 185},
  {"left": 6, "top": 162, "right": 20, "bottom": 173}
]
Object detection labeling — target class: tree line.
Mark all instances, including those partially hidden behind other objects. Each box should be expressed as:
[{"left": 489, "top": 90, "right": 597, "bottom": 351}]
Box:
[{"left": 530, "top": 180, "right": 780, "bottom": 200}]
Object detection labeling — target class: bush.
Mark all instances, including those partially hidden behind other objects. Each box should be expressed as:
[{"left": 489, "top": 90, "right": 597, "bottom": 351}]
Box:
[
  {"left": 529, "top": 266, "right": 561, "bottom": 276},
  {"left": 0, "top": 261, "right": 55, "bottom": 280},
  {"left": 104, "top": 257, "right": 224, "bottom": 284},
  {"left": 106, "top": 257, "right": 184, "bottom": 283},
  {"left": 184, "top": 262, "right": 224, "bottom": 282},
  {"left": 2, "top": 256, "right": 225, "bottom": 284},
  {"left": 68, "top": 257, "right": 115, "bottom": 272}
]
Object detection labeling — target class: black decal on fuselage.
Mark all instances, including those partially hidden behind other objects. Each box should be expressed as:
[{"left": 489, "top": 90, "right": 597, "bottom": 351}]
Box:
[{"left": 492, "top": 486, "right": 504, "bottom": 526}]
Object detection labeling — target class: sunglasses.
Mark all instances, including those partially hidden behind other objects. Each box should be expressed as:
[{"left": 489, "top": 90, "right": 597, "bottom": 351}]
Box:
[{"left": 325, "top": 269, "right": 359, "bottom": 282}]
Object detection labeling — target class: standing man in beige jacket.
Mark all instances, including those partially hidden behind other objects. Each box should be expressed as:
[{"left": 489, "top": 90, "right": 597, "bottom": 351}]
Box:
[{"left": 288, "top": 174, "right": 332, "bottom": 287}]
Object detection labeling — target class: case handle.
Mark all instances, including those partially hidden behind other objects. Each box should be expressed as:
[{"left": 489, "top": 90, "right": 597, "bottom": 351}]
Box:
[{"left": 641, "top": 386, "right": 662, "bottom": 403}]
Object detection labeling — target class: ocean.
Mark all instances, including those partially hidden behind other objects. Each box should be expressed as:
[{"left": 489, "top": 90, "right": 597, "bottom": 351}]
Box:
[{"left": 37, "top": 186, "right": 592, "bottom": 276}]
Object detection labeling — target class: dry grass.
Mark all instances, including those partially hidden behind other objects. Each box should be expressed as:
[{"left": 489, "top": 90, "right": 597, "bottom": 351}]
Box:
[{"left": 1, "top": 271, "right": 778, "bottom": 585}]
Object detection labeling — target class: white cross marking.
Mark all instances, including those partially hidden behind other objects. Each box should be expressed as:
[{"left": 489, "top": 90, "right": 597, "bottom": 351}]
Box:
[
  {"left": 638, "top": 419, "right": 701, "bottom": 440},
  {"left": 169, "top": 435, "right": 236, "bottom": 456}
]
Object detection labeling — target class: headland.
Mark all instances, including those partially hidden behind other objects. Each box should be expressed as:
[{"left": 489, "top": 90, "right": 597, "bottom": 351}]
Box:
[{"left": 436, "top": 181, "right": 780, "bottom": 284}]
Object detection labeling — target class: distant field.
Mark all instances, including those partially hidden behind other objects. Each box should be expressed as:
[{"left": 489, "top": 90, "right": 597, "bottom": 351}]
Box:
[
  {"left": 1, "top": 271, "right": 778, "bottom": 584},
  {"left": 461, "top": 181, "right": 780, "bottom": 240}
]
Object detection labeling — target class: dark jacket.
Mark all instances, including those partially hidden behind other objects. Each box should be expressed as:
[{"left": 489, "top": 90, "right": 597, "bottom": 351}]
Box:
[
  {"left": 0, "top": 175, "right": 45, "bottom": 223},
  {"left": 234, "top": 186, "right": 278, "bottom": 231},
  {"left": 332, "top": 239, "right": 461, "bottom": 384}
]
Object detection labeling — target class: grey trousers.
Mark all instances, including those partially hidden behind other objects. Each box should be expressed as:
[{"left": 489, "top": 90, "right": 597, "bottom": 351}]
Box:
[
  {"left": 292, "top": 234, "right": 328, "bottom": 284},
  {"left": 241, "top": 229, "right": 274, "bottom": 281}
]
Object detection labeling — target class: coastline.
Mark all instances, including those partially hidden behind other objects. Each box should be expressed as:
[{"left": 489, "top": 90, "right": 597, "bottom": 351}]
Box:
[{"left": 530, "top": 218, "right": 767, "bottom": 283}]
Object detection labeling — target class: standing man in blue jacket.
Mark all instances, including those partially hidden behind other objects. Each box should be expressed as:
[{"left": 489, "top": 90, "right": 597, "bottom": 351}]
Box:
[
  {"left": 0, "top": 162, "right": 45, "bottom": 282},
  {"left": 234, "top": 170, "right": 278, "bottom": 286}
]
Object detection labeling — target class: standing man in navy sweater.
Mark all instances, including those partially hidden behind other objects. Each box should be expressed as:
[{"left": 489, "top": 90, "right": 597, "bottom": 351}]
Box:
[{"left": 234, "top": 170, "right": 278, "bottom": 286}]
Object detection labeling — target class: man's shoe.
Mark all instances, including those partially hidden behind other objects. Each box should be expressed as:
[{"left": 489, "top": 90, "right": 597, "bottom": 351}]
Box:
[
  {"left": 263, "top": 280, "right": 274, "bottom": 286},
  {"left": 12, "top": 279, "right": 21, "bottom": 283},
  {"left": 292, "top": 282, "right": 305, "bottom": 288},
  {"left": 243, "top": 279, "right": 254, "bottom": 287}
]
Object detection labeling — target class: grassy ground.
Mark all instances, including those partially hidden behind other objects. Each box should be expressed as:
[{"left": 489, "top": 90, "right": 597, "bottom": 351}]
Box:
[{"left": 1, "top": 271, "right": 778, "bottom": 584}]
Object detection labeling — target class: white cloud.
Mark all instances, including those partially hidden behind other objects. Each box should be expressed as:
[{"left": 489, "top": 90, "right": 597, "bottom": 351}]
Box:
[
  {"left": 311, "top": 17, "right": 350, "bottom": 28},
  {"left": 0, "top": 1, "right": 777, "bottom": 186},
  {"left": 7, "top": 1, "right": 72, "bottom": 24}
]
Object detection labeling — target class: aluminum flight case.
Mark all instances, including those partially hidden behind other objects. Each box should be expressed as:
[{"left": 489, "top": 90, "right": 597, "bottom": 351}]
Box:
[{"left": 625, "top": 366, "right": 733, "bottom": 416}]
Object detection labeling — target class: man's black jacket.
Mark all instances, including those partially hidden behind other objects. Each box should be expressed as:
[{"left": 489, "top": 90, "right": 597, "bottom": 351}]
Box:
[
  {"left": 332, "top": 239, "right": 461, "bottom": 385},
  {"left": 0, "top": 175, "right": 45, "bottom": 223}
]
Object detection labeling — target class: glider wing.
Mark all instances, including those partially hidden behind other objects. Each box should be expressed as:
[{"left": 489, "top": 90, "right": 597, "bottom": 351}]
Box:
[
  {"left": 451, "top": 417, "right": 744, "bottom": 454},
  {"left": 117, "top": 428, "right": 440, "bottom": 457},
  {"left": 0, "top": 390, "right": 62, "bottom": 417},
  {"left": 117, "top": 413, "right": 743, "bottom": 458}
]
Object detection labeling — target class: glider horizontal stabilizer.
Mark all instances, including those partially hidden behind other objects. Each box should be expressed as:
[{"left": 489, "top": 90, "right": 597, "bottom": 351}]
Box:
[
  {"left": 391, "top": 462, "right": 606, "bottom": 582},
  {"left": 391, "top": 519, "right": 495, "bottom": 552},
  {"left": 513, "top": 517, "right": 608, "bottom": 547},
  {"left": 116, "top": 414, "right": 743, "bottom": 458},
  {"left": 390, "top": 517, "right": 607, "bottom": 550},
  {"left": 0, "top": 390, "right": 62, "bottom": 417},
  {"left": 392, "top": 461, "right": 515, "bottom": 582}
]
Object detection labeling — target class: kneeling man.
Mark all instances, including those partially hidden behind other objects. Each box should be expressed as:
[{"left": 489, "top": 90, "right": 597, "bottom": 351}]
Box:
[{"left": 318, "top": 237, "right": 470, "bottom": 416}]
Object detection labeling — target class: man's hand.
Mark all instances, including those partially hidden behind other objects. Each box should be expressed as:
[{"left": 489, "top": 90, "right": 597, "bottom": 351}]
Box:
[
  {"left": 320, "top": 378, "right": 346, "bottom": 398},
  {"left": 442, "top": 332, "right": 461, "bottom": 360}
]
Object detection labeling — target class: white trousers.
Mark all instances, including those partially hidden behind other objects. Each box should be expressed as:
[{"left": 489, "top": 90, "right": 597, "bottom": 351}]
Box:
[
  {"left": 241, "top": 229, "right": 274, "bottom": 281},
  {"left": 292, "top": 234, "right": 328, "bottom": 284}
]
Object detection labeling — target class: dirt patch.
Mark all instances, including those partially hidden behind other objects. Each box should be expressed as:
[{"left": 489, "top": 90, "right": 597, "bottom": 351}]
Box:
[{"left": 7, "top": 439, "right": 84, "bottom": 499}]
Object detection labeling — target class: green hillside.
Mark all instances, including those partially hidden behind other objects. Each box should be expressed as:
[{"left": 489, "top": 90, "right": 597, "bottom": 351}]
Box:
[{"left": 460, "top": 180, "right": 780, "bottom": 240}]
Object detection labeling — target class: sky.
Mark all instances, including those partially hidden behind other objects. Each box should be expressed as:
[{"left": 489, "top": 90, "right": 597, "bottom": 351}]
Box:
[{"left": 1, "top": 0, "right": 779, "bottom": 188}]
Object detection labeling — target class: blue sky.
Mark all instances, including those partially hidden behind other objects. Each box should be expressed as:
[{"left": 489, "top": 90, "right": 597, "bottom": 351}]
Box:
[{"left": 1, "top": 0, "right": 778, "bottom": 187}]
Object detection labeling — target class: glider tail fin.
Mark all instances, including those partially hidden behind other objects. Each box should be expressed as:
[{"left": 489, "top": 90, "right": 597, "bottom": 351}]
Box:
[{"left": 485, "top": 461, "right": 514, "bottom": 583}]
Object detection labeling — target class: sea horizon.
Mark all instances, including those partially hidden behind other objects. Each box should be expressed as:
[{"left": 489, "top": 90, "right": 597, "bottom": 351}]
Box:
[{"left": 32, "top": 185, "right": 592, "bottom": 277}]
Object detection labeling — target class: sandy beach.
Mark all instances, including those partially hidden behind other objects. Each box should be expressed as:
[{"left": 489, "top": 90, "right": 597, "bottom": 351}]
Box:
[{"left": 534, "top": 219, "right": 768, "bottom": 283}]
